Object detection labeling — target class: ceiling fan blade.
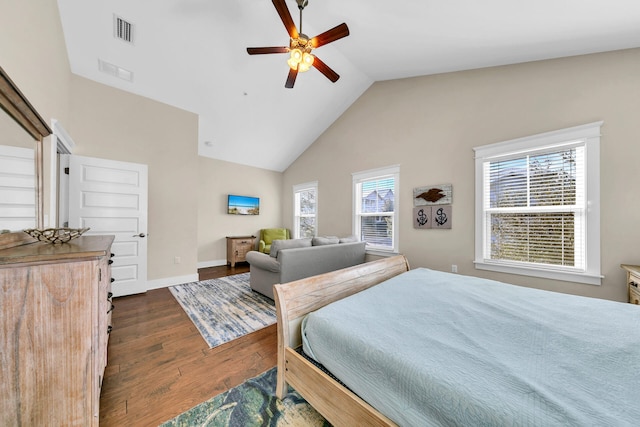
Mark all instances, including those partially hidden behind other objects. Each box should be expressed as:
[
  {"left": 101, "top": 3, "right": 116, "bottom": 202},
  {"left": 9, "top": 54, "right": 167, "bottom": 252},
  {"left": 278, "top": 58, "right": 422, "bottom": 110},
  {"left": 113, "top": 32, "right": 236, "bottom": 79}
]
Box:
[
  {"left": 312, "top": 56, "right": 339, "bottom": 83},
  {"left": 285, "top": 67, "right": 298, "bottom": 89},
  {"left": 272, "top": 0, "right": 299, "bottom": 39},
  {"left": 247, "top": 46, "right": 289, "bottom": 55},
  {"left": 310, "top": 23, "right": 349, "bottom": 48}
]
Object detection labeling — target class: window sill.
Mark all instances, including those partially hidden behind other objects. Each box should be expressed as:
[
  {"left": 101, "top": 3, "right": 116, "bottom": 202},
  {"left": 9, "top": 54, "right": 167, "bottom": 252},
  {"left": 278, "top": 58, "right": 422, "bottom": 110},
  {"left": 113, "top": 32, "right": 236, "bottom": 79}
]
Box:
[{"left": 474, "top": 261, "right": 603, "bottom": 286}]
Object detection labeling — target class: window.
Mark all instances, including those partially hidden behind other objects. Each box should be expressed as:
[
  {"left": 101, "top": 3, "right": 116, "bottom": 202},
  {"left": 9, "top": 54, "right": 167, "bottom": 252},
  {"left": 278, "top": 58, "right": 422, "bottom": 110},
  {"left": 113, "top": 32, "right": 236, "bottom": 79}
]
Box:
[
  {"left": 293, "top": 181, "right": 317, "bottom": 239},
  {"left": 353, "top": 165, "right": 400, "bottom": 254},
  {"left": 474, "top": 122, "right": 602, "bottom": 285}
]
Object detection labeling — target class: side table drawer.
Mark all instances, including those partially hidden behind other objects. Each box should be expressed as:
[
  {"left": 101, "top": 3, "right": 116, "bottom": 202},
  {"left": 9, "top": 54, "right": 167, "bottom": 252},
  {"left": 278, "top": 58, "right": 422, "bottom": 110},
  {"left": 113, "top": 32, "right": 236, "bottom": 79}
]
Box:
[
  {"left": 236, "top": 241, "right": 253, "bottom": 254},
  {"left": 226, "top": 236, "right": 256, "bottom": 267}
]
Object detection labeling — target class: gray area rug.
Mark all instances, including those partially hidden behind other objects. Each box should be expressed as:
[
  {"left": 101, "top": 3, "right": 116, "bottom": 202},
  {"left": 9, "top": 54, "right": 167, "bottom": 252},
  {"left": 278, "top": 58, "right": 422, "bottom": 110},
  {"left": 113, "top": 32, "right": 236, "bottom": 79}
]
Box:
[
  {"left": 169, "top": 273, "right": 276, "bottom": 348},
  {"left": 160, "top": 367, "right": 330, "bottom": 427}
]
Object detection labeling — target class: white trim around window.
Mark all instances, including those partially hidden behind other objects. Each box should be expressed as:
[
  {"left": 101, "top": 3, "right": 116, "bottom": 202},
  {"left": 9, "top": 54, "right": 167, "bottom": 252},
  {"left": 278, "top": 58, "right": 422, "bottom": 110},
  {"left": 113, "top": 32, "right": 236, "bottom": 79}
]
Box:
[
  {"left": 352, "top": 165, "right": 400, "bottom": 256},
  {"left": 473, "top": 122, "right": 603, "bottom": 285},
  {"left": 293, "top": 181, "right": 318, "bottom": 239}
]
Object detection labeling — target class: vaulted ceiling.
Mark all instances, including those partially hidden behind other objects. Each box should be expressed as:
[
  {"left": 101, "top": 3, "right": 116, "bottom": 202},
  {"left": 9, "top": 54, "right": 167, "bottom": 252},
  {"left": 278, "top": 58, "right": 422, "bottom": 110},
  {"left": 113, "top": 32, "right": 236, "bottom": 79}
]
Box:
[{"left": 57, "top": 0, "right": 640, "bottom": 171}]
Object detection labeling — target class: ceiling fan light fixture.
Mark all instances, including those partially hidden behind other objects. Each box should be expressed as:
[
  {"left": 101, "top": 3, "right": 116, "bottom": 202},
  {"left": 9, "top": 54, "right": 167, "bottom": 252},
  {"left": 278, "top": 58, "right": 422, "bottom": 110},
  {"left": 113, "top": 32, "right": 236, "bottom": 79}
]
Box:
[
  {"left": 290, "top": 48, "right": 303, "bottom": 62},
  {"left": 287, "top": 48, "right": 314, "bottom": 72},
  {"left": 287, "top": 48, "right": 302, "bottom": 70},
  {"left": 302, "top": 52, "right": 314, "bottom": 66},
  {"left": 247, "top": 0, "right": 349, "bottom": 87}
]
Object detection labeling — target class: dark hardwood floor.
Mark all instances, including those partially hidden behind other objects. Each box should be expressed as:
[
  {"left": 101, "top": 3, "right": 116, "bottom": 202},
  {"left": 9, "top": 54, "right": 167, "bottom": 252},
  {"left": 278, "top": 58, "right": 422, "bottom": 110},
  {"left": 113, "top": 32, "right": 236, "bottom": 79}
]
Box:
[{"left": 99, "top": 263, "right": 277, "bottom": 426}]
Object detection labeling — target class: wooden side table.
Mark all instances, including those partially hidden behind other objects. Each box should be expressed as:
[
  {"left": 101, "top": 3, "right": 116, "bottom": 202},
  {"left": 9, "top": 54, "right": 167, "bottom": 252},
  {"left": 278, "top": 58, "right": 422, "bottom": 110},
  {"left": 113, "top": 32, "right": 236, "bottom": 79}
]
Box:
[
  {"left": 621, "top": 264, "right": 640, "bottom": 305},
  {"left": 226, "top": 236, "right": 256, "bottom": 267}
]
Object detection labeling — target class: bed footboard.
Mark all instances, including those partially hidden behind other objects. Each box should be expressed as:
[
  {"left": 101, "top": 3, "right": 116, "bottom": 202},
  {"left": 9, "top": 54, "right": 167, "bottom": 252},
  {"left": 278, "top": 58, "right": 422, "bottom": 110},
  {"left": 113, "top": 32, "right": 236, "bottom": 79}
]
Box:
[{"left": 273, "top": 255, "right": 409, "bottom": 426}]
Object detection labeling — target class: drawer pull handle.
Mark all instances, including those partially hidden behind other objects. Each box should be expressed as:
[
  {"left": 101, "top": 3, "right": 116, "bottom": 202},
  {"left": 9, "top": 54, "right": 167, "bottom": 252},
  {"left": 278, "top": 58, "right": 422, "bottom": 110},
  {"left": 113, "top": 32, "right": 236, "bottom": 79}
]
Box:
[
  {"left": 107, "top": 304, "right": 115, "bottom": 314},
  {"left": 630, "top": 281, "right": 638, "bottom": 288},
  {"left": 107, "top": 325, "right": 113, "bottom": 334},
  {"left": 110, "top": 253, "right": 115, "bottom": 257},
  {"left": 110, "top": 277, "right": 115, "bottom": 283},
  {"left": 108, "top": 259, "right": 114, "bottom": 265},
  {"left": 107, "top": 291, "right": 113, "bottom": 299}
]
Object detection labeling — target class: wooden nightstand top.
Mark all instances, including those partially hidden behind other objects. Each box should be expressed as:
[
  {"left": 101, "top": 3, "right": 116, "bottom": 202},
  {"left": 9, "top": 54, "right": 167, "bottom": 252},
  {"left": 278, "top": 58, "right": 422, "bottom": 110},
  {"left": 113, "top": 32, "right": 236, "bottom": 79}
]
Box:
[{"left": 621, "top": 264, "right": 640, "bottom": 275}]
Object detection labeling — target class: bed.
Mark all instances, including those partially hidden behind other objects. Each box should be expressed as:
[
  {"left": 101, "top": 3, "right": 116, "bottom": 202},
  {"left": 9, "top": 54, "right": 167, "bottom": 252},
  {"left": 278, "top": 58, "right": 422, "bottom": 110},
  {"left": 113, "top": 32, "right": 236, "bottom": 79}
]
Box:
[{"left": 273, "top": 255, "right": 640, "bottom": 426}]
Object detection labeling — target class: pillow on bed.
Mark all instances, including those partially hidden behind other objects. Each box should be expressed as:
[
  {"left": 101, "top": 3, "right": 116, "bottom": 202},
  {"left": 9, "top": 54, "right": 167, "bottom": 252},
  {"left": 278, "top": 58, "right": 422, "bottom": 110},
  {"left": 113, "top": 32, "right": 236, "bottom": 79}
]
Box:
[
  {"left": 312, "top": 236, "right": 339, "bottom": 246},
  {"left": 270, "top": 238, "right": 312, "bottom": 257}
]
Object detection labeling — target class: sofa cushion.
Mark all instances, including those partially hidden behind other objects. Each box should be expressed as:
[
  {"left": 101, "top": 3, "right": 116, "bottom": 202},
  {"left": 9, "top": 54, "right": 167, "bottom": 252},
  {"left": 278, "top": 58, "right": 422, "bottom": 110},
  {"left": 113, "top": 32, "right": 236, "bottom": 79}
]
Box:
[
  {"left": 339, "top": 235, "right": 359, "bottom": 243},
  {"left": 312, "top": 236, "right": 340, "bottom": 246},
  {"left": 270, "top": 238, "right": 312, "bottom": 257}
]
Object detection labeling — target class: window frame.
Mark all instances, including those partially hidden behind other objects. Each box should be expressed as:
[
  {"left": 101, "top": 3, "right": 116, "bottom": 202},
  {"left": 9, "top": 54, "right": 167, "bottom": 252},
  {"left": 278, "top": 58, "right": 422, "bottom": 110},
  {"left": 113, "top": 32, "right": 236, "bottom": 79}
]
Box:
[
  {"left": 292, "top": 181, "right": 318, "bottom": 239},
  {"left": 352, "top": 165, "right": 400, "bottom": 256},
  {"left": 473, "top": 122, "right": 602, "bottom": 285}
]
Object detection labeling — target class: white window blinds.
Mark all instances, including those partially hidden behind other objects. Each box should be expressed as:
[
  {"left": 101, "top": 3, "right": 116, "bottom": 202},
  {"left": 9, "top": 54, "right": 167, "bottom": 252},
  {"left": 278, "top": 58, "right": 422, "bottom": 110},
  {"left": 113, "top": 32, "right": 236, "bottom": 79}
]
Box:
[
  {"left": 293, "top": 182, "right": 317, "bottom": 239},
  {"left": 353, "top": 165, "right": 399, "bottom": 253},
  {"left": 473, "top": 122, "right": 602, "bottom": 285},
  {"left": 483, "top": 144, "right": 585, "bottom": 269}
]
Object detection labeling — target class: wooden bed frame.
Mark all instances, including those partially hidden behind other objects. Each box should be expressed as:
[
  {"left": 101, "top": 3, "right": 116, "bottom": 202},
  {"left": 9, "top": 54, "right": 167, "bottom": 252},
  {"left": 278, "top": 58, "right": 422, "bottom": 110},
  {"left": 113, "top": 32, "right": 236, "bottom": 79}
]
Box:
[{"left": 273, "top": 255, "right": 410, "bottom": 427}]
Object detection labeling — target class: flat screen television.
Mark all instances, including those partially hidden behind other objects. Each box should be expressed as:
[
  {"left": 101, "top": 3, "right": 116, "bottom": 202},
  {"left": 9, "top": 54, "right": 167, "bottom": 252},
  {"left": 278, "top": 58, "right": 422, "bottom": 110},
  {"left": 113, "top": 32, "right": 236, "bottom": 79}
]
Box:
[{"left": 228, "top": 194, "right": 260, "bottom": 215}]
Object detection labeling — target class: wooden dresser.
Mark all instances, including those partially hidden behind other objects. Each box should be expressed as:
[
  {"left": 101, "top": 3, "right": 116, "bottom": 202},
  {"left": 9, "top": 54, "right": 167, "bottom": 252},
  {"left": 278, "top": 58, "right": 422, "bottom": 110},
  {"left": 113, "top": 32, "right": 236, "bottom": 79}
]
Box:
[
  {"left": 621, "top": 264, "right": 640, "bottom": 305},
  {"left": 226, "top": 235, "right": 256, "bottom": 267},
  {"left": 0, "top": 235, "right": 115, "bottom": 426}
]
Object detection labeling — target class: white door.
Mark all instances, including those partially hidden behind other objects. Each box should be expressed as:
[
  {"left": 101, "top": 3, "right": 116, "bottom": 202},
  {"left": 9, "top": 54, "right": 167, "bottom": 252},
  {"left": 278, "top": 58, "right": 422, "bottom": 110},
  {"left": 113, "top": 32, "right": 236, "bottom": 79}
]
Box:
[{"left": 68, "top": 155, "right": 148, "bottom": 297}]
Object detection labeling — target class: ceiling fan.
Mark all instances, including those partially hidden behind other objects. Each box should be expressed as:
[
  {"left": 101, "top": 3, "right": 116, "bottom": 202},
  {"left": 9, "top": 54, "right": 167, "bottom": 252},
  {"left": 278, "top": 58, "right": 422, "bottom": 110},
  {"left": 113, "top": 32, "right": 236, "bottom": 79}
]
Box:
[{"left": 247, "top": 0, "right": 350, "bottom": 88}]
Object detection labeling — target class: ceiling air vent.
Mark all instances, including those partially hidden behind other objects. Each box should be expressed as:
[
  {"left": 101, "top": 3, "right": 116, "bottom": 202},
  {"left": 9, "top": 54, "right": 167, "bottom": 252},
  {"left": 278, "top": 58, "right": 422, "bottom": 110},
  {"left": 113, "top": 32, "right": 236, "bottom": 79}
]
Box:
[{"left": 114, "top": 15, "right": 134, "bottom": 44}]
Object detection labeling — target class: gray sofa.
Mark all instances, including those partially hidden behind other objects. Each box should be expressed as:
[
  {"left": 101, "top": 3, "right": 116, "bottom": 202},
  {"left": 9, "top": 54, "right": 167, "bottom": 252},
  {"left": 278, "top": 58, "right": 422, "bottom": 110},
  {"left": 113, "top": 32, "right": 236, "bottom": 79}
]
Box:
[{"left": 245, "top": 236, "right": 366, "bottom": 299}]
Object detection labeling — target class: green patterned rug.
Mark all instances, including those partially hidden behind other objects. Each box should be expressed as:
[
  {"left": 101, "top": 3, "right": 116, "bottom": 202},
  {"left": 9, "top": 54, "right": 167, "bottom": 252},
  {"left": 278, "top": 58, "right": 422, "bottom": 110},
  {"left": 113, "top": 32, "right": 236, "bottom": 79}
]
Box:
[{"left": 160, "top": 367, "right": 330, "bottom": 427}]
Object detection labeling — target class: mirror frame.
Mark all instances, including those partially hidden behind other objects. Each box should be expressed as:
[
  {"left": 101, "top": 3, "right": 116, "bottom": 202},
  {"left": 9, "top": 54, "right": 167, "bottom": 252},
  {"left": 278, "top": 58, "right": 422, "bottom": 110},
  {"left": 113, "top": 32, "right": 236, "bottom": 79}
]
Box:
[{"left": 0, "top": 65, "right": 52, "bottom": 249}]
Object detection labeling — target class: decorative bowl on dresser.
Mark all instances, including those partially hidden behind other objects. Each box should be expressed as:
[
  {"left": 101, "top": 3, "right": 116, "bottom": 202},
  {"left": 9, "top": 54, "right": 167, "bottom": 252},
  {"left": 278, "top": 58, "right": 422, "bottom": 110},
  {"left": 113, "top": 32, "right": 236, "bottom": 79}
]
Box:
[
  {"left": 621, "top": 264, "right": 640, "bottom": 305},
  {"left": 0, "top": 235, "right": 115, "bottom": 426}
]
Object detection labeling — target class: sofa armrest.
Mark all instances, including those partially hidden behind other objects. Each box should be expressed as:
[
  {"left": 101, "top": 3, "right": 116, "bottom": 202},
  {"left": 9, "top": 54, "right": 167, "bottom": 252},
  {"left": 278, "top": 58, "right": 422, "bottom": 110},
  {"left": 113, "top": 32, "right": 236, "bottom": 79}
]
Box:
[{"left": 246, "top": 250, "right": 281, "bottom": 273}]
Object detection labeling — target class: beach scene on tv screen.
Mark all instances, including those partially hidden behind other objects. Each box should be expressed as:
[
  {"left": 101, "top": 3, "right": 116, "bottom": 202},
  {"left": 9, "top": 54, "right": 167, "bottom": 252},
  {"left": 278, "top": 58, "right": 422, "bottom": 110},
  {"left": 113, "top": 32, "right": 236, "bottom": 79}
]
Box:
[{"left": 228, "top": 195, "right": 260, "bottom": 215}]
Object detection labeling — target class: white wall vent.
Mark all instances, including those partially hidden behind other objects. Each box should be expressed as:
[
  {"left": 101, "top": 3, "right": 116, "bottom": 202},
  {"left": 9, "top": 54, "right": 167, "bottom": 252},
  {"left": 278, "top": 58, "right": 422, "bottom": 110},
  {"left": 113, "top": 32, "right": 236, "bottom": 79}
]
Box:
[
  {"left": 114, "top": 15, "right": 134, "bottom": 44},
  {"left": 98, "top": 59, "right": 134, "bottom": 82}
]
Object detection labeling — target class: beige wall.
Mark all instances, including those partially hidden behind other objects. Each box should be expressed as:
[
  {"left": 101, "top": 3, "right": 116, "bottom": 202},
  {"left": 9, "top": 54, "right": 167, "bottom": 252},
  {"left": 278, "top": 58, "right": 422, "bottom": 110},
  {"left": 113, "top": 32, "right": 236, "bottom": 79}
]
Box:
[
  {"left": 197, "top": 157, "right": 283, "bottom": 266},
  {"left": 0, "top": 0, "right": 70, "bottom": 125},
  {"left": 4, "top": 0, "right": 639, "bottom": 298},
  {"left": 1, "top": 0, "right": 72, "bottom": 226},
  {"left": 1, "top": 0, "right": 283, "bottom": 285},
  {"left": 68, "top": 76, "right": 199, "bottom": 281},
  {"left": 284, "top": 48, "right": 640, "bottom": 302}
]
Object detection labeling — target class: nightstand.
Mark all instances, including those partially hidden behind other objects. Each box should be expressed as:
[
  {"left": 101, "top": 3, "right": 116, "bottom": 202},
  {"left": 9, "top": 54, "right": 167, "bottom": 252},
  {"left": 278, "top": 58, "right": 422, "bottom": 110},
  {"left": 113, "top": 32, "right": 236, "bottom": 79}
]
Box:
[
  {"left": 621, "top": 264, "right": 640, "bottom": 305},
  {"left": 226, "top": 236, "right": 256, "bottom": 267}
]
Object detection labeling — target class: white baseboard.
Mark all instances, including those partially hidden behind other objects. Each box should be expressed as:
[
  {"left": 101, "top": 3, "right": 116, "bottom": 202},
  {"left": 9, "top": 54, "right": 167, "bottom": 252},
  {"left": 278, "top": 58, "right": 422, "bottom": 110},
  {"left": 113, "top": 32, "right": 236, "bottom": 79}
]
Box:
[
  {"left": 197, "top": 259, "right": 227, "bottom": 269},
  {"left": 112, "top": 263, "right": 232, "bottom": 297},
  {"left": 145, "top": 273, "right": 200, "bottom": 291},
  {"left": 111, "top": 273, "right": 200, "bottom": 297}
]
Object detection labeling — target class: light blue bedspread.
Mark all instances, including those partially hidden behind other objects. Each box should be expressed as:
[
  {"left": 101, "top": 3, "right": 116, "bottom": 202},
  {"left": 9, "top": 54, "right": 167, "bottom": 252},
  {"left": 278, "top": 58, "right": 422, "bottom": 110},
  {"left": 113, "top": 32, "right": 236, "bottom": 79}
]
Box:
[{"left": 302, "top": 268, "right": 640, "bottom": 426}]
